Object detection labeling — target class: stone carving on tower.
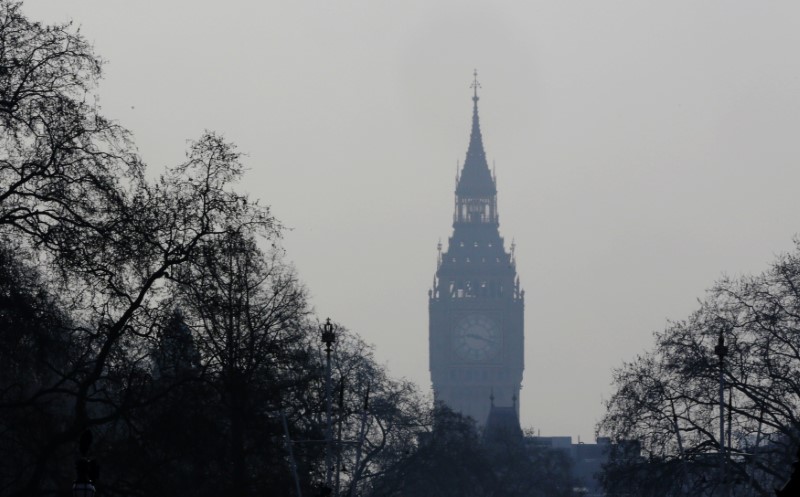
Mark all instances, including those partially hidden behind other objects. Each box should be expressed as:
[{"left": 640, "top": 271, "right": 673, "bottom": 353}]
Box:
[{"left": 428, "top": 72, "right": 525, "bottom": 426}]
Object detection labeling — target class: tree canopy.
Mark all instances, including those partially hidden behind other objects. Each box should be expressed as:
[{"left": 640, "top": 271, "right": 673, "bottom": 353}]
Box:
[
  {"left": 599, "top": 241, "right": 800, "bottom": 496},
  {"left": 0, "top": 2, "right": 425, "bottom": 495}
]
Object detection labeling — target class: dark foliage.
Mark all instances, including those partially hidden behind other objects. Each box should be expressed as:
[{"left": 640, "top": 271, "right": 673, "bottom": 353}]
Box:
[
  {"left": 598, "top": 241, "right": 800, "bottom": 496},
  {"left": 370, "top": 405, "right": 576, "bottom": 497},
  {"left": 0, "top": 3, "right": 578, "bottom": 496},
  {"left": 0, "top": 244, "right": 74, "bottom": 494}
]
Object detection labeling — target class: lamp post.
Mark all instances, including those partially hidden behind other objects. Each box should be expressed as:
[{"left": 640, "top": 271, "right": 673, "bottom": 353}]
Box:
[
  {"left": 714, "top": 326, "right": 729, "bottom": 496},
  {"left": 73, "top": 430, "right": 97, "bottom": 497},
  {"left": 321, "top": 318, "right": 336, "bottom": 491}
]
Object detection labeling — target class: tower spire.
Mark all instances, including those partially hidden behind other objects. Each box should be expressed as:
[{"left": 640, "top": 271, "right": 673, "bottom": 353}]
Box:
[{"left": 457, "top": 69, "right": 495, "bottom": 197}]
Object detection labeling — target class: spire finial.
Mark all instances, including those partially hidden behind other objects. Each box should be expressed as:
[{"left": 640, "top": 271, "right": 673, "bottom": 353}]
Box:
[{"left": 470, "top": 69, "right": 481, "bottom": 102}]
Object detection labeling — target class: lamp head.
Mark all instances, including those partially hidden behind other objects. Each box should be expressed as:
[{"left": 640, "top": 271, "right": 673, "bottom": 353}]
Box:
[
  {"left": 714, "top": 328, "right": 728, "bottom": 358},
  {"left": 321, "top": 318, "right": 336, "bottom": 351}
]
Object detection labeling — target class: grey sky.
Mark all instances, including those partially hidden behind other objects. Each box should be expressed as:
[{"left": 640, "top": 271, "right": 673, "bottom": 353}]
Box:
[{"left": 25, "top": 1, "right": 800, "bottom": 440}]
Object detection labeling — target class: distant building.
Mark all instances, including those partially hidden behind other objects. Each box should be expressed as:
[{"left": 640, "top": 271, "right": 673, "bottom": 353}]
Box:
[
  {"left": 429, "top": 73, "right": 524, "bottom": 426},
  {"left": 482, "top": 400, "right": 622, "bottom": 496},
  {"left": 529, "top": 435, "right": 641, "bottom": 496}
]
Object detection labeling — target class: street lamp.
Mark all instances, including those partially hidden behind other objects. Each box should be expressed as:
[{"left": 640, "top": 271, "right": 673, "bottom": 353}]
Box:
[
  {"left": 714, "top": 325, "right": 729, "bottom": 495},
  {"left": 321, "top": 318, "right": 336, "bottom": 490}
]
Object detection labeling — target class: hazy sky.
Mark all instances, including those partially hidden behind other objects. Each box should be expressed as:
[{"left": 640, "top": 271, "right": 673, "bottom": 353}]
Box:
[{"left": 25, "top": 1, "right": 800, "bottom": 441}]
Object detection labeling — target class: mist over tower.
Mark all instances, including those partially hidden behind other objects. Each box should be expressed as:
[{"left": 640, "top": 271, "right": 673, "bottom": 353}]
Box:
[{"left": 429, "top": 73, "right": 525, "bottom": 426}]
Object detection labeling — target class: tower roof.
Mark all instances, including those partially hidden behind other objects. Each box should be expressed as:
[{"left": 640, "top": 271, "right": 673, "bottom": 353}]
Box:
[
  {"left": 483, "top": 404, "right": 523, "bottom": 443},
  {"left": 456, "top": 71, "right": 496, "bottom": 197}
]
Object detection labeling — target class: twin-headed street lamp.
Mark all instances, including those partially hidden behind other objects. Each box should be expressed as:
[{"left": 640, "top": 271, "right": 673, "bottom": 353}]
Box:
[
  {"left": 321, "top": 318, "right": 336, "bottom": 492},
  {"left": 714, "top": 324, "right": 729, "bottom": 496}
]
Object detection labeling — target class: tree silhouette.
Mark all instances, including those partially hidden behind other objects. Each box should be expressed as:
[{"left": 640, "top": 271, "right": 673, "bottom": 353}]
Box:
[{"left": 599, "top": 241, "right": 800, "bottom": 496}]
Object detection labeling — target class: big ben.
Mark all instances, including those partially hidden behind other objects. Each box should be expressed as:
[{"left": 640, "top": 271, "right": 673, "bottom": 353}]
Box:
[{"left": 429, "top": 73, "right": 524, "bottom": 425}]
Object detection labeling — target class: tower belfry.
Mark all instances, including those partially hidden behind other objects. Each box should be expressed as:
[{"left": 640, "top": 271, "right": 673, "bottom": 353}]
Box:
[{"left": 429, "top": 74, "right": 525, "bottom": 425}]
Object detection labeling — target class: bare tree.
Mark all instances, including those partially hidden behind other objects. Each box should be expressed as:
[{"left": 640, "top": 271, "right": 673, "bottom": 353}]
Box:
[
  {"left": 599, "top": 240, "right": 800, "bottom": 496},
  {"left": 0, "top": 128, "right": 275, "bottom": 495},
  {"left": 317, "top": 329, "right": 426, "bottom": 497},
  {"left": 368, "top": 404, "right": 498, "bottom": 497},
  {"left": 172, "top": 229, "right": 309, "bottom": 496},
  {"left": 0, "top": 0, "right": 140, "bottom": 235},
  {"left": 0, "top": 4, "right": 448, "bottom": 497}
]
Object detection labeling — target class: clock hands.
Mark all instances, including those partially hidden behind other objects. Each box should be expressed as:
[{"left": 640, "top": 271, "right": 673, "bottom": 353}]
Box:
[
  {"left": 454, "top": 315, "right": 500, "bottom": 361},
  {"left": 464, "top": 333, "right": 497, "bottom": 345}
]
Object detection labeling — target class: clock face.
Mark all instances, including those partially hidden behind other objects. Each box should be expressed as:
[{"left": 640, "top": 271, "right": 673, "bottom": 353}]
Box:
[{"left": 454, "top": 314, "right": 501, "bottom": 362}]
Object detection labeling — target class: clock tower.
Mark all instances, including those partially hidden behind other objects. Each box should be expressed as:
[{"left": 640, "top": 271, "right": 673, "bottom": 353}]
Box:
[{"left": 429, "top": 73, "right": 524, "bottom": 426}]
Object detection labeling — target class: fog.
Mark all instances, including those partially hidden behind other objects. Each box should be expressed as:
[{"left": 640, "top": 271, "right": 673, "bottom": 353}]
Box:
[{"left": 25, "top": 1, "right": 800, "bottom": 441}]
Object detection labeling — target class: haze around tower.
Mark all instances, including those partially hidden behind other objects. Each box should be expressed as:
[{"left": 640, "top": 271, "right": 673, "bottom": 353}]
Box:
[{"left": 22, "top": 0, "right": 800, "bottom": 441}]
